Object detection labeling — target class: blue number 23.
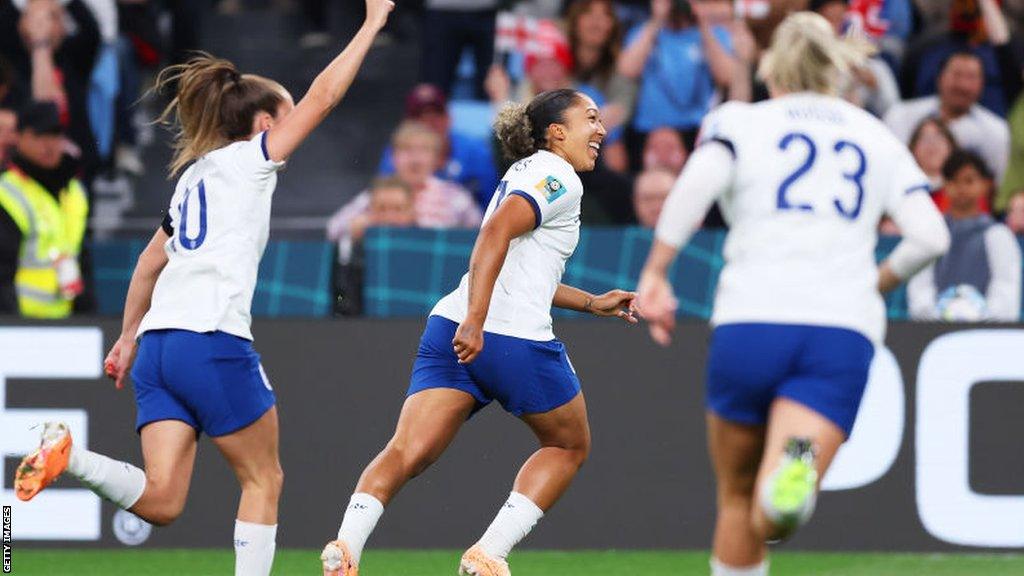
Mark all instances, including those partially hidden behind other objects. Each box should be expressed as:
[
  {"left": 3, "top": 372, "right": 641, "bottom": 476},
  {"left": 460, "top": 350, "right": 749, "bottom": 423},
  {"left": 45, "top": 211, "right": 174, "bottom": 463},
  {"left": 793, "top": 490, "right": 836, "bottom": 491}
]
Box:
[{"left": 776, "top": 132, "right": 867, "bottom": 220}]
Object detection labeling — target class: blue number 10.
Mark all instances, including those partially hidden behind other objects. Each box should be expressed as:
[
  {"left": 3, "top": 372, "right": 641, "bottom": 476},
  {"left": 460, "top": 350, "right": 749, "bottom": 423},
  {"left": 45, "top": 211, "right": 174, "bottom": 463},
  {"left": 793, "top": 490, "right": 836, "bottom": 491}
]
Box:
[
  {"left": 776, "top": 132, "right": 867, "bottom": 220},
  {"left": 178, "top": 180, "right": 208, "bottom": 250}
]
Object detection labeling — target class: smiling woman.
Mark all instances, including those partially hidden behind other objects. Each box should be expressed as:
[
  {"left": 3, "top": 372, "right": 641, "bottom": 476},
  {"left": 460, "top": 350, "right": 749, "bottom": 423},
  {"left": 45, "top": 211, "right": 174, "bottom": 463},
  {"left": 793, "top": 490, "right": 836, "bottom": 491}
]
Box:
[{"left": 319, "top": 89, "right": 638, "bottom": 576}]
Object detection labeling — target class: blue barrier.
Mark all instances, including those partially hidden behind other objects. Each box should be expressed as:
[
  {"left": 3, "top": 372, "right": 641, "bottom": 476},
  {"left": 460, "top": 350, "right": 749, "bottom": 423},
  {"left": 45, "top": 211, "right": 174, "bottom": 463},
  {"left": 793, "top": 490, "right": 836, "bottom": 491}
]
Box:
[{"left": 92, "top": 228, "right": 1024, "bottom": 320}]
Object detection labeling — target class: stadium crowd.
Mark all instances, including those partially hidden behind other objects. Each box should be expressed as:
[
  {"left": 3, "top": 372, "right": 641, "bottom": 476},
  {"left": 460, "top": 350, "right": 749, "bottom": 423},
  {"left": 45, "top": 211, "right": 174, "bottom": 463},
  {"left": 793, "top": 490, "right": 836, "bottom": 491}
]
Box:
[{"left": 1, "top": 0, "right": 1023, "bottom": 321}]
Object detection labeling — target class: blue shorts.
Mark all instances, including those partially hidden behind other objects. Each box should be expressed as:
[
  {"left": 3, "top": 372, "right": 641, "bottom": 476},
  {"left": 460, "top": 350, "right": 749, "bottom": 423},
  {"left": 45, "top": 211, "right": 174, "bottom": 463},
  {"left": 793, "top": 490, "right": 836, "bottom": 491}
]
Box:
[
  {"left": 706, "top": 323, "right": 875, "bottom": 437},
  {"left": 408, "top": 316, "right": 581, "bottom": 416},
  {"left": 131, "top": 329, "right": 276, "bottom": 437}
]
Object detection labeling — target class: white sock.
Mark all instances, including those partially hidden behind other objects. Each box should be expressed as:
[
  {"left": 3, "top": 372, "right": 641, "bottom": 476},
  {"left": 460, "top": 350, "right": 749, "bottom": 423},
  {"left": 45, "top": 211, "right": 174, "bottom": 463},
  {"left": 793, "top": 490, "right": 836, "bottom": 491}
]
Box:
[
  {"left": 476, "top": 492, "right": 544, "bottom": 561},
  {"left": 66, "top": 447, "right": 146, "bottom": 509},
  {"left": 336, "top": 493, "right": 384, "bottom": 565},
  {"left": 234, "top": 520, "right": 277, "bottom": 576},
  {"left": 710, "top": 557, "right": 769, "bottom": 576}
]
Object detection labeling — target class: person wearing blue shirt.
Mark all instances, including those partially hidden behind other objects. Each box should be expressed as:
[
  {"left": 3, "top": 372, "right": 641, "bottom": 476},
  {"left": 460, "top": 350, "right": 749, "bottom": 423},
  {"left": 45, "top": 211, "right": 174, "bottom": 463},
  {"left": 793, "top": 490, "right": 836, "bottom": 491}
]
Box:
[
  {"left": 618, "top": 0, "right": 735, "bottom": 135},
  {"left": 377, "top": 84, "right": 499, "bottom": 207}
]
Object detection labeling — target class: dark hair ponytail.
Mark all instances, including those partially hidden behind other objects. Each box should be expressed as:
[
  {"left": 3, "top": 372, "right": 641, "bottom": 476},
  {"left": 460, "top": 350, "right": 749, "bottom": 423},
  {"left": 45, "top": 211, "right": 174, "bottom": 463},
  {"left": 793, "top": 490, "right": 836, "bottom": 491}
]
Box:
[{"left": 493, "top": 89, "right": 581, "bottom": 161}]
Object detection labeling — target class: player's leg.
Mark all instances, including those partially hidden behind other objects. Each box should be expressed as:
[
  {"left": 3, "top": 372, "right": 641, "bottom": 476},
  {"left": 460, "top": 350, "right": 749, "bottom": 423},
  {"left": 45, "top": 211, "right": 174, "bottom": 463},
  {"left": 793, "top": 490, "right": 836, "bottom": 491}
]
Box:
[
  {"left": 323, "top": 387, "right": 477, "bottom": 575},
  {"left": 461, "top": 331, "right": 588, "bottom": 576},
  {"left": 211, "top": 407, "right": 283, "bottom": 576},
  {"left": 751, "top": 398, "right": 846, "bottom": 542},
  {"left": 465, "top": 391, "right": 589, "bottom": 573},
  {"left": 752, "top": 327, "right": 874, "bottom": 542},
  {"left": 706, "top": 413, "right": 768, "bottom": 575},
  {"left": 14, "top": 418, "right": 195, "bottom": 526}
]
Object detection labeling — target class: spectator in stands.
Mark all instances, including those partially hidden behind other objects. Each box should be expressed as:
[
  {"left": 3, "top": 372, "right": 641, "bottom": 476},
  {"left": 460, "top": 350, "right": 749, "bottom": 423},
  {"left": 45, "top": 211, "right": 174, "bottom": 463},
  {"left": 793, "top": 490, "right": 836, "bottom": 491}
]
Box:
[
  {"left": 642, "top": 126, "right": 688, "bottom": 173},
  {"left": 633, "top": 169, "right": 675, "bottom": 229},
  {"left": 0, "top": 0, "right": 101, "bottom": 180},
  {"left": 420, "top": 0, "right": 498, "bottom": 100},
  {"left": 900, "top": 0, "right": 1020, "bottom": 116},
  {"left": 0, "top": 101, "right": 88, "bottom": 318},
  {"left": 618, "top": 0, "right": 736, "bottom": 152},
  {"left": 1004, "top": 189, "right": 1024, "bottom": 234},
  {"left": 346, "top": 177, "right": 418, "bottom": 242},
  {"left": 0, "top": 107, "right": 15, "bottom": 166},
  {"left": 908, "top": 150, "right": 1021, "bottom": 321},
  {"left": 566, "top": 0, "right": 636, "bottom": 172},
  {"left": 331, "top": 177, "right": 418, "bottom": 317},
  {"left": 884, "top": 51, "right": 1010, "bottom": 183},
  {"left": 812, "top": 0, "right": 901, "bottom": 118},
  {"left": 909, "top": 117, "right": 958, "bottom": 190},
  {"left": 378, "top": 84, "right": 499, "bottom": 207},
  {"left": 328, "top": 121, "right": 481, "bottom": 248}
]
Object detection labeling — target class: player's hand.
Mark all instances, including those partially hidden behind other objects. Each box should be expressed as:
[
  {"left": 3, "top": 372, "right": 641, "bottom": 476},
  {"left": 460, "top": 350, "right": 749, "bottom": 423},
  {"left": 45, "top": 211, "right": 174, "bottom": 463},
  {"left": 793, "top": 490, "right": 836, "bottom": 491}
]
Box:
[
  {"left": 104, "top": 336, "right": 137, "bottom": 390},
  {"left": 364, "top": 0, "right": 395, "bottom": 32},
  {"left": 453, "top": 321, "right": 484, "bottom": 364},
  {"left": 636, "top": 271, "right": 678, "bottom": 346},
  {"left": 587, "top": 289, "right": 638, "bottom": 324}
]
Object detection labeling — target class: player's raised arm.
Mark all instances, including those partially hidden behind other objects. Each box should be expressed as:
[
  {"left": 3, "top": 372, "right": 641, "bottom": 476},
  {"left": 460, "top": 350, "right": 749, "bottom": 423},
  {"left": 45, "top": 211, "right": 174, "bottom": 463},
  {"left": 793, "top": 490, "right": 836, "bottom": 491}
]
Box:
[{"left": 262, "top": 0, "right": 394, "bottom": 163}]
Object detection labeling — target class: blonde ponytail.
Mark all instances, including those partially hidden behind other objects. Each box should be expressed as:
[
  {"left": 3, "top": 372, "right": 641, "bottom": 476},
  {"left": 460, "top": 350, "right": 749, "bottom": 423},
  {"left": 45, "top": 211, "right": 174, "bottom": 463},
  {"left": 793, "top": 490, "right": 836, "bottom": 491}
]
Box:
[
  {"left": 493, "top": 101, "right": 536, "bottom": 160},
  {"left": 758, "top": 11, "right": 875, "bottom": 96}
]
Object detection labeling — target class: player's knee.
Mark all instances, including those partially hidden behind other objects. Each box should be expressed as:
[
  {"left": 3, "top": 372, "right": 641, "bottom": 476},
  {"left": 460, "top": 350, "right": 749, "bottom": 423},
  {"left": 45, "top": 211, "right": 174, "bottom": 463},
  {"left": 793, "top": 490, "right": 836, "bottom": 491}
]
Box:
[
  {"left": 145, "top": 498, "right": 186, "bottom": 527},
  {"left": 387, "top": 439, "right": 440, "bottom": 479},
  {"left": 240, "top": 464, "right": 284, "bottom": 498}
]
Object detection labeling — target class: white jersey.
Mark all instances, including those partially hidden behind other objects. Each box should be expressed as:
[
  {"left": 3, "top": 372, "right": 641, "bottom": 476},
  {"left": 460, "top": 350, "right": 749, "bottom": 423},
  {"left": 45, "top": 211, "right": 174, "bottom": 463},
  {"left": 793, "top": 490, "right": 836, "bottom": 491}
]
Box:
[
  {"left": 692, "top": 93, "right": 934, "bottom": 342},
  {"left": 431, "top": 150, "right": 582, "bottom": 341},
  {"left": 138, "top": 132, "right": 284, "bottom": 341}
]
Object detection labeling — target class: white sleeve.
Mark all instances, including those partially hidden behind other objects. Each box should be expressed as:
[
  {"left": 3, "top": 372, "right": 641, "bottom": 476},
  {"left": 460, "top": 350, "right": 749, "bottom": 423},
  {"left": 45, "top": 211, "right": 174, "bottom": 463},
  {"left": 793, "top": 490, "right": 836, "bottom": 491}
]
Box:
[
  {"left": 654, "top": 142, "right": 734, "bottom": 248},
  {"left": 883, "top": 149, "right": 951, "bottom": 279},
  {"left": 504, "top": 167, "right": 576, "bottom": 228},
  {"left": 907, "top": 264, "right": 939, "bottom": 320},
  {"left": 231, "top": 131, "right": 286, "bottom": 180},
  {"left": 983, "top": 224, "right": 1022, "bottom": 321}
]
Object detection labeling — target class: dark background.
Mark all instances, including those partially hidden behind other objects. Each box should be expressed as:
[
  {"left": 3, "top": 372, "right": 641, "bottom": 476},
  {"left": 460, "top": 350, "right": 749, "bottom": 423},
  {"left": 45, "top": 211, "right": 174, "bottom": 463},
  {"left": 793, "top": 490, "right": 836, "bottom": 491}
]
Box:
[{"left": 3, "top": 319, "right": 1023, "bottom": 551}]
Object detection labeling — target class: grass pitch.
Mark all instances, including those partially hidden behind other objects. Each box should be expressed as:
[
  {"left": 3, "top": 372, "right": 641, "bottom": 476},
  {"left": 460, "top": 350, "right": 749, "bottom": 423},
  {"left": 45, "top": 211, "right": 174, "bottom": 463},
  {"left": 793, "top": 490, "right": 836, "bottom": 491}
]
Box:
[{"left": 10, "top": 549, "right": 1024, "bottom": 575}]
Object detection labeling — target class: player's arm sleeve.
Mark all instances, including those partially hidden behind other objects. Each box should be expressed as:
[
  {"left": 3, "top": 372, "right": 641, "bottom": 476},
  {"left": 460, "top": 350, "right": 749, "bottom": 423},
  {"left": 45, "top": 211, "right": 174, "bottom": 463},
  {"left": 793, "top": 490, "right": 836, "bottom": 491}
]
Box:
[
  {"left": 983, "top": 224, "right": 1022, "bottom": 321},
  {"left": 654, "top": 141, "right": 734, "bottom": 249},
  {"left": 504, "top": 169, "right": 575, "bottom": 229},
  {"left": 233, "top": 131, "right": 287, "bottom": 180},
  {"left": 906, "top": 264, "right": 939, "bottom": 320},
  {"left": 160, "top": 212, "right": 174, "bottom": 236},
  {"left": 882, "top": 153, "right": 951, "bottom": 280}
]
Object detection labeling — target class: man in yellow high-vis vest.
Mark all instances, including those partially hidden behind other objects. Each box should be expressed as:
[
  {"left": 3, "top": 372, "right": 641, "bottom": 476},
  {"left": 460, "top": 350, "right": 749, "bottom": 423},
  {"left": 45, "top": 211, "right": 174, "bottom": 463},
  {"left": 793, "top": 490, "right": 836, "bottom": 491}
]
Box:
[{"left": 0, "top": 101, "right": 88, "bottom": 318}]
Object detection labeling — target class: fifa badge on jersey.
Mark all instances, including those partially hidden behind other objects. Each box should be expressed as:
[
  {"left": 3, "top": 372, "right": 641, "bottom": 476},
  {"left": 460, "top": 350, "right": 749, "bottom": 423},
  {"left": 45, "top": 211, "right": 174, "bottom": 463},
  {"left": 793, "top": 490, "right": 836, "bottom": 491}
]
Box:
[{"left": 535, "top": 175, "right": 566, "bottom": 203}]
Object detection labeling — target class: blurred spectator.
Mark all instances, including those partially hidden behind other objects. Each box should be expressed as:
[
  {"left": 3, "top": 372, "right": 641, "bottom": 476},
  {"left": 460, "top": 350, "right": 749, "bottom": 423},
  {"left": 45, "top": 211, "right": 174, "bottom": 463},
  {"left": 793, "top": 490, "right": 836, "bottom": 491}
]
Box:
[
  {"left": 329, "top": 121, "right": 481, "bottom": 250},
  {"left": 812, "top": 0, "right": 901, "bottom": 117},
  {"left": 909, "top": 117, "right": 958, "bottom": 190},
  {"left": 900, "top": 0, "right": 1021, "bottom": 116},
  {"left": 486, "top": 20, "right": 575, "bottom": 104},
  {"left": 884, "top": 51, "right": 1010, "bottom": 182},
  {"left": 566, "top": 0, "right": 636, "bottom": 172},
  {"left": 0, "top": 0, "right": 101, "bottom": 180},
  {"left": 0, "top": 107, "right": 15, "bottom": 166},
  {"left": 908, "top": 150, "right": 1021, "bottom": 321},
  {"left": 83, "top": 0, "right": 118, "bottom": 165},
  {"left": 0, "top": 100, "right": 87, "bottom": 318},
  {"left": 1004, "top": 189, "right": 1024, "bottom": 234},
  {"left": 0, "top": 57, "right": 12, "bottom": 104},
  {"left": 633, "top": 169, "right": 674, "bottom": 228},
  {"left": 331, "top": 177, "right": 417, "bottom": 317},
  {"left": 421, "top": 0, "right": 498, "bottom": 100},
  {"left": 348, "top": 177, "right": 418, "bottom": 242},
  {"left": 378, "top": 84, "right": 499, "bottom": 207},
  {"left": 619, "top": 0, "right": 736, "bottom": 162},
  {"left": 642, "top": 126, "right": 688, "bottom": 173}
]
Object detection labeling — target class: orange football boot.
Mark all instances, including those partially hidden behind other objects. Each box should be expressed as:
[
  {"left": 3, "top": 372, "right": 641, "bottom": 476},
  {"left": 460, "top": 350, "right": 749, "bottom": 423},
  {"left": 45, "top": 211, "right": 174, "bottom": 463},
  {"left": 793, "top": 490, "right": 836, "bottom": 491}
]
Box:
[
  {"left": 321, "top": 539, "right": 358, "bottom": 576},
  {"left": 14, "top": 422, "right": 72, "bottom": 502},
  {"left": 459, "top": 545, "right": 511, "bottom": 576}
]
